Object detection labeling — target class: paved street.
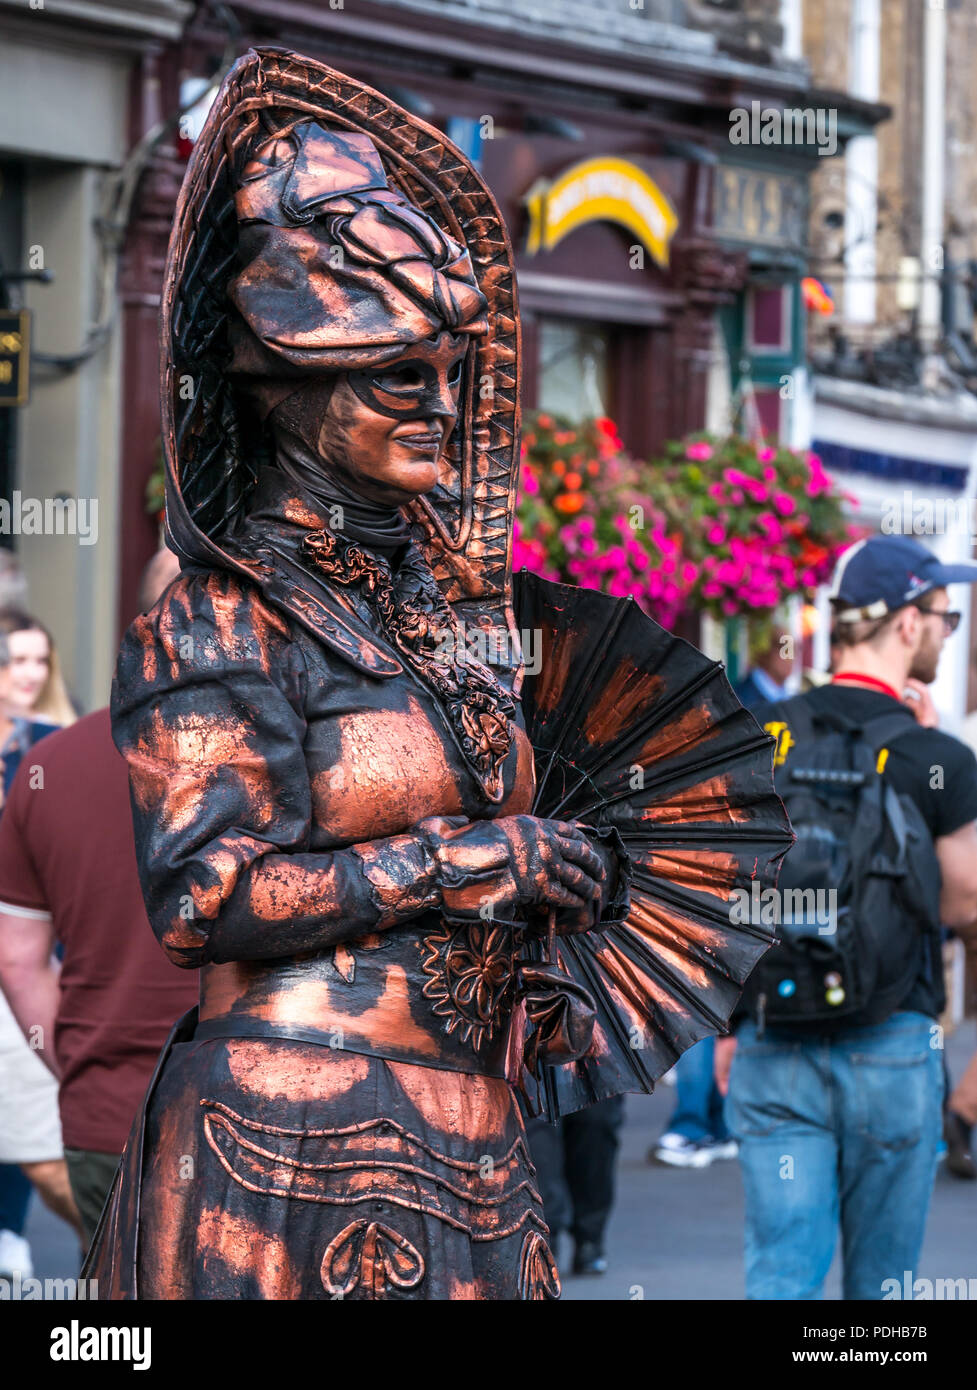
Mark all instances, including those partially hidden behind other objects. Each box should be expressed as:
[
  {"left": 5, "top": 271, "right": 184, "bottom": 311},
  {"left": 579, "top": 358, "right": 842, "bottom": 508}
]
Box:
[{"left": 22, "top": 1026, "right": 977, "bottom": 1302}]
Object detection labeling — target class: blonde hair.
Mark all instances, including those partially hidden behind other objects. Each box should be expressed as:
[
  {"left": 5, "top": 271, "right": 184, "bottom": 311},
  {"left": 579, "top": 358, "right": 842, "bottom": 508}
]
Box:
[{"left": 0, "top": 609, "right": 77, "bottom": 727}]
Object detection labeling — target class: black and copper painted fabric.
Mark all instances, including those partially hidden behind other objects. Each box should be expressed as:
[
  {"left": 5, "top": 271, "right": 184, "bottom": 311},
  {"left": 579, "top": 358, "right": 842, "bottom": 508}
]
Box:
[{"left": 84, "top": 48, "right": 791, "bottom": 1301}]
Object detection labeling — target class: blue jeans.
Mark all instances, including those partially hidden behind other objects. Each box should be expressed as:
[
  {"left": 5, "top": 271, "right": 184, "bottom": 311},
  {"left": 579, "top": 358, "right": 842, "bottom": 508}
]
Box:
[
  {"left": 728, "top": 1011, "right": 942, "bottom": 1300},
  {"left": 666, "top": 1036, "right": 730, "bottom": 1142},
  {"left": 0, "top": 1163, "right": 31, "bottom": 1234}
]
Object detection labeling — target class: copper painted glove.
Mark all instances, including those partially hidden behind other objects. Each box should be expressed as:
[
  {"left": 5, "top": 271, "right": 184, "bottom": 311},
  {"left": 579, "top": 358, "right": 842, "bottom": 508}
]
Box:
[{"left": 416, "top": 814, "right": 606, "bottom": 923}]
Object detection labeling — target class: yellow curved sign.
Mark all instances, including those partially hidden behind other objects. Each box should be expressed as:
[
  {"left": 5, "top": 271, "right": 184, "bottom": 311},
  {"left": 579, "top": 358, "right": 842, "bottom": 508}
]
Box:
[{"left": 525, "top": 157, "right": 679, "bottom": 267}]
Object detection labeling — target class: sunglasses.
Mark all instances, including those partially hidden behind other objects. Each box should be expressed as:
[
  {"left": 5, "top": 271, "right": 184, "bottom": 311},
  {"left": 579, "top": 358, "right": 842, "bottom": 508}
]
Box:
[{"left": 914, "top": 604, "right": 961, "bottom": 634}]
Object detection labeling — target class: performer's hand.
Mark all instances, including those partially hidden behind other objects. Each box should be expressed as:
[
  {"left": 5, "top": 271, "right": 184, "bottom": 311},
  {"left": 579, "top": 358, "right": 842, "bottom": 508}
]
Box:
[
  {"left": 550, "top": 830, "right": 621, "bottom": 935},
  {"left": 418, "top": 813, "right": 605, "bottom": 921}
]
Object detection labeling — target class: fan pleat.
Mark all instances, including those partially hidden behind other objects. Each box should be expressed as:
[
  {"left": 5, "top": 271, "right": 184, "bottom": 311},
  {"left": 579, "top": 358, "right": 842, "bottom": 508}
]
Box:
[{"left": 513, "top": 571, "right": 793, "bottom": 1119}]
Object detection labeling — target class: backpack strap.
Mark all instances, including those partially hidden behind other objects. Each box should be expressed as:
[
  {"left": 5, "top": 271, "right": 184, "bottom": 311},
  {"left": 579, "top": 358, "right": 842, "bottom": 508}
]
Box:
[
  {"left": 759, "top": 693, "right": 816, "bottom": 741},
  {"left": 859, "top": 709, "right": 919, "bottom": 756}
]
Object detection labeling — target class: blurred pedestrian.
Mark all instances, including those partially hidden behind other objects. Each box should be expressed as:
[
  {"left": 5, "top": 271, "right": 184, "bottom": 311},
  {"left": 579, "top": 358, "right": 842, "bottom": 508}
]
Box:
[
  {"left": 0, "top": 608, "right": 75, "bottom": 1277},
  {"left": 525, "top": 1097, "right": 624, "bottom": 1275},
  {"left": 0, "top": 610, "right": 77, "bottom": 735},
  {"left": 649, "top": 1036, "right": 737, "bottom": 1168},
  {"left": 0, "top": 553, "right": 29, "bottom": 612},
  {"left": 0, "top": 550, "right": 195, "bottom": 1257},
  {"left": 734, "top": 625, "right": 793, "bottom": 709},
  {"left": 718, "top": 537, "right": 977, "bottom": 1299},
  {"left": 943, "top": 929, "right": 977, "bottom": 1180}
]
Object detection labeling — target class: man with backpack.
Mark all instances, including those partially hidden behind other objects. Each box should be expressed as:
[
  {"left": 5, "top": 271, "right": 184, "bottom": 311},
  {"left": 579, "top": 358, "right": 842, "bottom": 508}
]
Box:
[{"left": 717, "top": 535, "right": 977, "bottom": 1300}]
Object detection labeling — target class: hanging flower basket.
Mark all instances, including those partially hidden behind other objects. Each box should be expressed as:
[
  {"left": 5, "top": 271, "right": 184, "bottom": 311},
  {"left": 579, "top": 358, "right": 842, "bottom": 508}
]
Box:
[{"left": 516, "top": 413, "right": 859, "bottom": 631}]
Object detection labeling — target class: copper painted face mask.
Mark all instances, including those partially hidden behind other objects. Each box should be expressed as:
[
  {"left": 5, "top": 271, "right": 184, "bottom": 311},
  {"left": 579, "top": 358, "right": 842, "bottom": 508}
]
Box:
[{"left": 346, "top": 335, "right": 467, "bottom": 420}]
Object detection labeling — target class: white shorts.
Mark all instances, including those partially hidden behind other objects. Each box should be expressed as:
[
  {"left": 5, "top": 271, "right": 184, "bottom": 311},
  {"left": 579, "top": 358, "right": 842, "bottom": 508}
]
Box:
[{"left": 0, "top": 988, "right": 63, "bottom": 1164}]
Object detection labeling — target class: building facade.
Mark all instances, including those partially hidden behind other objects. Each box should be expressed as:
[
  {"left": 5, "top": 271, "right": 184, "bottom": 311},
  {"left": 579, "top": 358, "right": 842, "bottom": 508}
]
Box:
[
  {"left": 1, "top": 0, "right": 877, "bottom": 703},
  {"left": 803, "top": 0, "right": 977, "bottom": 723},
  {"left": 0, "top": 0, "right": 192, "bottom": 710}
]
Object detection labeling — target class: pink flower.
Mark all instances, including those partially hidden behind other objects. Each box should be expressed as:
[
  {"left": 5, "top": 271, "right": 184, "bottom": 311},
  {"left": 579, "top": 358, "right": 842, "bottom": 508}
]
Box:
[
  {"left": 763, "top": 466, "right": 777, "bottom": 482},
  {"left": 757, "top": 447, "right": 776, "bottom": 463},
  {"left": 512, "top": 538, "right": 558, "bottom": 581},
  {"left": 686, "top": 441, "right": 714, "bottom": 461},
  {"left": 521, "top": 470, "right": 539, "bottom": 496},
  {"left": 706, "top": 523, "right": 726, "bottom": 546},
  {"left": 773, "top": 492, "right": 796, "bottom": 517}
]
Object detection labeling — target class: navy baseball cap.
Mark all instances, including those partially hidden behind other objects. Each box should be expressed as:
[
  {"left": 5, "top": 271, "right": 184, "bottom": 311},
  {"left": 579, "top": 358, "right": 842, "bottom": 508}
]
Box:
[{"left": 829, "top": 535, "right": 977, "bottom": 621}]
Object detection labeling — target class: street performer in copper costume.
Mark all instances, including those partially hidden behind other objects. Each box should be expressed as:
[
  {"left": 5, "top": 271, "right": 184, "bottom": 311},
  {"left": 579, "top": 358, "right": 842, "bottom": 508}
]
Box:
[{"left": 85, "top": 49, "right": 789, "bottom": 1301}]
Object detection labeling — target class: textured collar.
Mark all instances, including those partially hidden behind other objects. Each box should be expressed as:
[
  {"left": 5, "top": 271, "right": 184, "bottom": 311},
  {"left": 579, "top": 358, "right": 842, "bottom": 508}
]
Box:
[{"left": 219, "top": 467, "right": 406, "bottom": 678}]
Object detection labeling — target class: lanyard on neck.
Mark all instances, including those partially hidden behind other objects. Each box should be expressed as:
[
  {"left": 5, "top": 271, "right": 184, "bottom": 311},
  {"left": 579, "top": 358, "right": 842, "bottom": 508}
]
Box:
[{"left": 831, "top": 671, "right": 902, "bottom": 702}]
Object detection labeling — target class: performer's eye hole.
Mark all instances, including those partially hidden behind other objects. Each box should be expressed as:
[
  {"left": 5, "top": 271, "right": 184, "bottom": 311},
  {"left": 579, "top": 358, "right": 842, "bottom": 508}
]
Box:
[
  {"left": 447, "top": 361, "right": 463, "bottom": 386},
  {"left": 374, "top": 366, "right": 424, "bottom": 392}
]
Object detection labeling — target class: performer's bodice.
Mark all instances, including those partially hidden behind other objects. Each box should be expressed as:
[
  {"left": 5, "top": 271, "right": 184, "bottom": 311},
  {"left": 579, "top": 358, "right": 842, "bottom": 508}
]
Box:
[{"left": 193, "top": 517, "right": 536, "bottom": 1078}]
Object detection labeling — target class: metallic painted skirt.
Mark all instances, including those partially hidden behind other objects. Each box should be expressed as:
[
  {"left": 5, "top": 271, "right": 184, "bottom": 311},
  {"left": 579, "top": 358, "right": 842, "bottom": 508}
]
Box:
[{"left": 83, "top": 1011, "right": 559, "bottom": 1301}]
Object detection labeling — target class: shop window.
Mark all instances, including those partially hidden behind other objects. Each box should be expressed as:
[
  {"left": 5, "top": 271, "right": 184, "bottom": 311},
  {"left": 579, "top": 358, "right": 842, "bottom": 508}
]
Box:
[
  {"left": 538, "top": 317, "right": 611, "bottom": 421},
  {"left": 747, "top": 284, "right": 792, "bottom": 354},
  {"left": 753, "top": 386, "right": 784, "bottom": 440}
]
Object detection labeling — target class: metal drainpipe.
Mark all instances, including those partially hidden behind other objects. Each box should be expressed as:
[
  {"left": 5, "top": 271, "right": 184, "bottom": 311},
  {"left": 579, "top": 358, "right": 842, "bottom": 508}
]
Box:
[{"left": 919, "top": 0, "right": 946, "bottom": 348}]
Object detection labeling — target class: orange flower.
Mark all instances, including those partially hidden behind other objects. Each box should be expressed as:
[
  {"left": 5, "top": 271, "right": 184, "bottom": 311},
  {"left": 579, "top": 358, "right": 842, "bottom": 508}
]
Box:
[
  {"left": 554, "top": 493, "right": 584, "bottom": 514},
  {"left": 564, "top": 472, "right": 583, "bottom": 490},
  {"left": 552, "top": 460, "right": 566, "bottom": 477},
  {"left": 587, "top": 460, "right": 600, "bottom": 476},
  {"left": 537, "top": 414, "right": 553, "bottom": 429}
]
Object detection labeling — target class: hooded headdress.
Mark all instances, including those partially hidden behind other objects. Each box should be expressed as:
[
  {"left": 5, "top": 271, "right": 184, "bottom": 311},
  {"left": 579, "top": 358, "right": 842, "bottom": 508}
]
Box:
[
  {"left": 228, "top": 122, "right": 488, "bottom": 384},
  {"left": 160, "top": 48, "right": 521, "bottom": 678}
]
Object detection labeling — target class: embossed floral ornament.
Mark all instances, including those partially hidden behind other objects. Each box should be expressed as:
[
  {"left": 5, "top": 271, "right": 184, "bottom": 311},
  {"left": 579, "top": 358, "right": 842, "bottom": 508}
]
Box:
[
  {"left": 320, "top": 1219, "right": 425, "bottom": 1298},
  {"left": 420, "top": 920, "right": 519, "bottom": 1050},
  {"left": 460, "top": 704, "right": 511, "bottom": 768},
  {"left": 518, "top": 1230, "right": 561, "bottom": 1300}
]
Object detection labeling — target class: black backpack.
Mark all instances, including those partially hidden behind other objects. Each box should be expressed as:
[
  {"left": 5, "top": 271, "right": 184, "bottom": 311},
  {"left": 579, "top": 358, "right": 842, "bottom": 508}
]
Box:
[{"left": 746, "top": 696, "right": 941, "bottom": 1031}]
